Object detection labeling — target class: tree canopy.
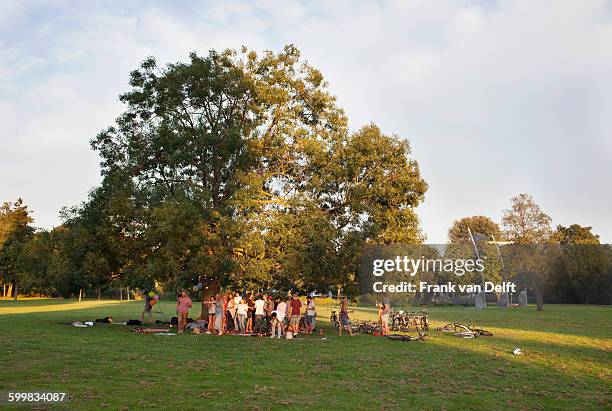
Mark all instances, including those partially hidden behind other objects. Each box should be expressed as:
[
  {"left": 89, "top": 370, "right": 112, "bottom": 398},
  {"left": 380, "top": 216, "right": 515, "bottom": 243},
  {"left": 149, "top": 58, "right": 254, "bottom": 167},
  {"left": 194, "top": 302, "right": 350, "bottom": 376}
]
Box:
[{"left": 79, "top": 45, "right": 428, "bottom": 295}]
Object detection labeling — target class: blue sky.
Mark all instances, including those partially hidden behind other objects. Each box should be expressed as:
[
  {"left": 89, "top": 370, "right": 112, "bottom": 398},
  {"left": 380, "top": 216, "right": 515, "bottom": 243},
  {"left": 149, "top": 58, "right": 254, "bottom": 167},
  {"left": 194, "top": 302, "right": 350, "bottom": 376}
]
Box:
[{"left": 1, "top": 0, "right": 611, "bottom": 242}]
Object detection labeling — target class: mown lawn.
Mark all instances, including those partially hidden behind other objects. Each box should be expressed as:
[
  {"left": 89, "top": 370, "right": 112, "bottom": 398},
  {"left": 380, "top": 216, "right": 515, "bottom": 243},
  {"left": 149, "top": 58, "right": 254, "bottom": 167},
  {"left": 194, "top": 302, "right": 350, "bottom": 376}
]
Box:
[{"left": 0, "top": 299, "right": 610, "bottom": 410}]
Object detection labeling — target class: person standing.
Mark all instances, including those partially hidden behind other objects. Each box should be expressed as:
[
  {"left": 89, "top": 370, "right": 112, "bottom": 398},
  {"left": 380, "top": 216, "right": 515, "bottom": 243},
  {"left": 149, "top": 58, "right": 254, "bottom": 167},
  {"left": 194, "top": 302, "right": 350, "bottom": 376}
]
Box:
[
  {"left": 206, "top": 295, "right": 216, "bottom": 333},
  {"left": 140, "top": 291, "right": 154, "bottom": 324},
  {"left": 225, "top": 292, "right": 235, "bottom": 333},
  {"left": 306, "top": 295, "right": 316, "bottom": 334},
  {"left": 214, "top": 293, "right": 225, "bottom": 335},
  {"left": 381, "top": 295, "right": 391, "bottom": 336},
  {"left": 176, "top": 290, "right": 193, "bottom": 334},
  {"left": 254, "top": 295, "right": 266, "bottom": 334},
  {"left": 289, "top": 293, "right": 302, "bottom": 334},
  {"left": 233, "top": 292, "right": 242, "bottom": 331},
  {"left": 338, "top": 296, "right": 353, "bottom": 336},
  {"left": 264, "top": 295, "right": 275, "bottom": 332},
  {"left": 236, "top": 298, "right": 249, "bottom": 333},
  {"left": 275, "top": 298, "right": 286, "bottom": 336},
  {"left": 246, "top": 294, "right": 255, "bottom": 333}
]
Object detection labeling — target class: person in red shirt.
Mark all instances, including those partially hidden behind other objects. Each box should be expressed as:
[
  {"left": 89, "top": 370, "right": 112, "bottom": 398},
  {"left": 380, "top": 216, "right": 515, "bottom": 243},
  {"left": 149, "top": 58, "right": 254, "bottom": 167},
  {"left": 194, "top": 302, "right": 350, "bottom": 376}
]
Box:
[
  {"left": 289, "top": 293, "right": 302, "bottom": 334},
  {"left": 176, "top": 290, "right": 193, "bottom": 334}
]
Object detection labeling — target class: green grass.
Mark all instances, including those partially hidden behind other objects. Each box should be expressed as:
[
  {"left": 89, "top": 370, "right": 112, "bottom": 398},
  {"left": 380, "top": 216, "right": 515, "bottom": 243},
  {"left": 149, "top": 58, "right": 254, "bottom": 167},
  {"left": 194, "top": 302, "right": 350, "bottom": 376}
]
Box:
[{"left": 0, "top": 299, "right": 610, "bottom": 410}]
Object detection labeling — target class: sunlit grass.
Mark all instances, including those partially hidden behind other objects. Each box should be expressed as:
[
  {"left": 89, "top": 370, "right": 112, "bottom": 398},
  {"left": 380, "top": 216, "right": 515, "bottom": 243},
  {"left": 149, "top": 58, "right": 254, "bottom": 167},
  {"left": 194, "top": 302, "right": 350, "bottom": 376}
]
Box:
[{"left": 0, "top": 299, "right": 610, "bottom": 410}]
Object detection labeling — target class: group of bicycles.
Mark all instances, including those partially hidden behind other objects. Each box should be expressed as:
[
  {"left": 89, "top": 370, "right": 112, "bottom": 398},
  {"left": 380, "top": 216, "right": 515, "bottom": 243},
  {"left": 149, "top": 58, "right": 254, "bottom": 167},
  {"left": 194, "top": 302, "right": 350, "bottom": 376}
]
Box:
[{"left": 330, "top": 308, "right": 493, "bottom": 341}]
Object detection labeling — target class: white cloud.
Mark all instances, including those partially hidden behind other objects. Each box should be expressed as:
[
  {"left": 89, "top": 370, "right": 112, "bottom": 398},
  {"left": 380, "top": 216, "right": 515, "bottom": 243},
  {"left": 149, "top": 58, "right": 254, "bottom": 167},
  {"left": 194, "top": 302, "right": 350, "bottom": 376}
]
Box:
[{"left": 0, "top": 0, "right": 611, "bottom": 242}]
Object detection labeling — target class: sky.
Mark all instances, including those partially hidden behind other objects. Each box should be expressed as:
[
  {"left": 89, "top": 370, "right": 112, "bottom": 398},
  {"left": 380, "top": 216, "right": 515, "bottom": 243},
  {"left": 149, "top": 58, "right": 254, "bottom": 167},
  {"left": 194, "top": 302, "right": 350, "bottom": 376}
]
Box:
[{"left": 1, "top": 0, "right": 611, "bottom": 243}]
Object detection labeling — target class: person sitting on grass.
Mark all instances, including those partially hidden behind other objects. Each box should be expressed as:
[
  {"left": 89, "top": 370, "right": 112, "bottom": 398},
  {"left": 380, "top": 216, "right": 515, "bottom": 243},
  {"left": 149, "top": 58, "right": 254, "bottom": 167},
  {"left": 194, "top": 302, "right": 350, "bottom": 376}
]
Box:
[
  {"left": 140, "top": 291, "right": 154, "bottom": 324},
  {"left": 269, "top": 311, "right": 283, "bottom": 338},
  {"left": 176, "top": 290, "right": 193, "bottom": 334},
  {"left": 338, "top": 296, "right": 353, "bottom": 336}
]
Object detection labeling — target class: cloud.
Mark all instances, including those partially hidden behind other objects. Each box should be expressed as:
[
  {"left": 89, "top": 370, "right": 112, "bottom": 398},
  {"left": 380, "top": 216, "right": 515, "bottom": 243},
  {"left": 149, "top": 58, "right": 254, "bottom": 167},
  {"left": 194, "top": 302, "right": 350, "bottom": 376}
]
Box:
[{"left": 1, "top": 0, "right": 611, "bottom": 242}]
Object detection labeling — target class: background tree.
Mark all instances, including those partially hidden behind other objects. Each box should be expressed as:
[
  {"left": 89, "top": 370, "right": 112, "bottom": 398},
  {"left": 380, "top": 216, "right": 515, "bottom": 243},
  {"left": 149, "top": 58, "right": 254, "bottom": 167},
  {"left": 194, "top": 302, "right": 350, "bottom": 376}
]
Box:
[
  {"left": 501, "top": 193, "right": 553, "bottom": 310},
  {"left": 502, "top": 193, "right": 552, "bottom": 244},
  {"left": 553, "top": 224, "right": 600, "bottom": 245},
  {"left": 0, "top": 199, "right": 35, "bottom": 300},
  {"left": 554, "top": 225, "right": 611, "bottom": 304},
  {"left": 448, "top": 215, "right": 501, "bottom": 244}
]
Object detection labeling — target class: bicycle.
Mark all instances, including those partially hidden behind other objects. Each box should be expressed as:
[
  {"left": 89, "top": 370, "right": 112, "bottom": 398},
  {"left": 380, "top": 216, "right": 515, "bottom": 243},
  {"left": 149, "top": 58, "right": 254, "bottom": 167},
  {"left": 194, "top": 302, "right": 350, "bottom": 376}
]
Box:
[
  {"left": 436, "top": 323, "right": 493, "bottom": 338},
  {"left": 390, "top": 310, "right": 429, "bottom": 332}
]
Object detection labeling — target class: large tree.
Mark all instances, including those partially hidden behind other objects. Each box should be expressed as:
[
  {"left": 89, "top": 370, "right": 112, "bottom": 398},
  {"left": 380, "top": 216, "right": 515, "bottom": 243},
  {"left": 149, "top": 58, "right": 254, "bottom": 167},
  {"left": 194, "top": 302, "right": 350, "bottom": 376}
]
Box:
[{"left": 86, "top": 45, "right": 428, "bottom": 313}]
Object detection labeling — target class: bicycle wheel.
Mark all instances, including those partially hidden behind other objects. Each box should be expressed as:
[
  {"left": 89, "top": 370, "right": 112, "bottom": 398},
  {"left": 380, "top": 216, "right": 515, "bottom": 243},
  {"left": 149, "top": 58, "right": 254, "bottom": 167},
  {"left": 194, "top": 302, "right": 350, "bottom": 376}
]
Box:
[{"left": 454, "top": 331, "right": 476, "bottom": 338}]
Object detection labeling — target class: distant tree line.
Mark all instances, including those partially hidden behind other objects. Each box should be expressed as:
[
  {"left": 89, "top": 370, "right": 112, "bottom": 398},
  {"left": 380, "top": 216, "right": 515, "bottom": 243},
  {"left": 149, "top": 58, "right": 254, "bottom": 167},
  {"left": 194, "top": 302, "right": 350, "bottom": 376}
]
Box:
[{"left": 447, "top": 194, "right": 612, "bottom": 309}]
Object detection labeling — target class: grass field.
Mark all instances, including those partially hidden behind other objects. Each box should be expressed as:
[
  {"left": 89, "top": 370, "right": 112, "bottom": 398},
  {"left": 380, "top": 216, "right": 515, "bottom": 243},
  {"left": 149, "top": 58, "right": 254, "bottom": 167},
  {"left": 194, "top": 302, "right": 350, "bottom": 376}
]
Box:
[{"left": 0, "top": 299, "right": 610, "bottom": 410}]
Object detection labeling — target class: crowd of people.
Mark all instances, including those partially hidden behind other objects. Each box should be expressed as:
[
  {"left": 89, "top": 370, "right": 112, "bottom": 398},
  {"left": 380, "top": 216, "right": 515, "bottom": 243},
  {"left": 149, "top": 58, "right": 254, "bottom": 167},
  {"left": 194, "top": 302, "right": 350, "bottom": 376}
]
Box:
[
  {"left": 169, "top": 291, "right": 320, "bottom": 337},
  {"left": 141, "top": 289, "right": 391, "bottom": 337}
]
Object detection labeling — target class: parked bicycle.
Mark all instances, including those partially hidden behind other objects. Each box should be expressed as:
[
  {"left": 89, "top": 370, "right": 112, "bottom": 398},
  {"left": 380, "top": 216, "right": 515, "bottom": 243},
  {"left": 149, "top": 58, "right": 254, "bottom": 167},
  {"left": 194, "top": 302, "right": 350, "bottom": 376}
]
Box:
[{"left": 390, "top": 310, "right": 429, "bottom": 331}]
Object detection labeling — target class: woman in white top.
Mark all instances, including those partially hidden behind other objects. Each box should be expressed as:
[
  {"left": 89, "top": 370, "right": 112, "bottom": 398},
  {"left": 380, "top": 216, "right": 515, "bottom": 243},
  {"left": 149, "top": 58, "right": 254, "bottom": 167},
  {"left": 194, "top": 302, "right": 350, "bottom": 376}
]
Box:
[
  {"left": 306, "top": 295, "right": 316, "bottom": 334},
  {"left": 275, "top": 298, "right": 287, "bottom": 327},
  {"left": 236, "top": 300, "right": 248, "bottom": 333}
]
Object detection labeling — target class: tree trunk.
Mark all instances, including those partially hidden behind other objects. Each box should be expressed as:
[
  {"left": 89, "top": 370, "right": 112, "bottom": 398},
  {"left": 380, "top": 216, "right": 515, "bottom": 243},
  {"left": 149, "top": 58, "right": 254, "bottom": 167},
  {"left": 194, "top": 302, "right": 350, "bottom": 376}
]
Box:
[
  {"left": 535, "top": 291, "right": 544, "bottom": 311},
  {"left": 201, "top": 279, "right": 220, "bottom": 319},
  {"left": 120, "top": 288, "right": 123, "bottom": 301},
  {"left": 127, "top": 287, "right": 130, "bottom": 301},
  {"left": 97, "top": 287, "right": 101, "bottom": 301},
  {"left": 13, "top": 280, "right": 18, "bottom": 301},
  {"left": 79, "top": 288, "right": 83, "bottom": 302},
  {"left": 3, "top": 283, "right": 5, "bottom": 299},
  {"left": 7, "top": 282, "right": 13, "bottom": 299}
]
